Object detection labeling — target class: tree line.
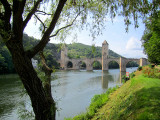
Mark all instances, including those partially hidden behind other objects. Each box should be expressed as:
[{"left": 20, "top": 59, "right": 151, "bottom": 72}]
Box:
[
  {"left": 0, "top": 34, "right": 138, "bottom": 74},
  {"left": 0, "top": 0, "right": 159, "bottom": 119}
]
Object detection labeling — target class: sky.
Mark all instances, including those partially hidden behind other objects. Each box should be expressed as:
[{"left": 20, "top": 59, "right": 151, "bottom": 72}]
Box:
[{"left": 24, "top": 15, "right": 147, "bottom": 59}]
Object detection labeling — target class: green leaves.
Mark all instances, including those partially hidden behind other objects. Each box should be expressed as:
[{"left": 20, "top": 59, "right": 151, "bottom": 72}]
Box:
[{"left": 142, "top": 11, "right": 160, "bottom": 64}]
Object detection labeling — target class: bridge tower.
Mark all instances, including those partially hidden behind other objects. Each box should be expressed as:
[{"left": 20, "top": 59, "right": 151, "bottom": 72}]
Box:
[
  {"left": 102, "top": 40, "right": 109, "bottom": 70},
  {"left": 60, "top": 44, "right": 68, "bottom": 69}
]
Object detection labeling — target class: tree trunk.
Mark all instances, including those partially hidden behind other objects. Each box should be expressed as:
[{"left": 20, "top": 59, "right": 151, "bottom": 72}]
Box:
[
  {"left": 6, "top": 40, "right": 56, "bottom": 120},
  {"left": 40, "top": 51, "right": 56, "bottom": 119}
]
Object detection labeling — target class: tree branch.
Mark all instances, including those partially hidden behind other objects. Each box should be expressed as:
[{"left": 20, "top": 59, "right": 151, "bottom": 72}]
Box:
[
  {"left": 26, "top": 0, "right": 67, "bottom": 58},
  {"left": 39, "top": 51, "right": 54, "bottom": 104},
  {"left": 23, "top": 0, "right": 42, "bottom": 30},
  {"left": 12, "top": 0, "right": 26, "bottom": 41},
  {"left": 34, "top": 14, "right": 47, "bottom": 33},
  {"left": 39, "top": 51, "right": 52, "bottom": 73},
  {"left": 50, "top": 11, "right": 82, "bottom": 38},
  {"left": 36, "top": 10, "right": 53, "bottom": 16},
  {"left": 0, "top": 0, "right": 12, "bottom": 31}
]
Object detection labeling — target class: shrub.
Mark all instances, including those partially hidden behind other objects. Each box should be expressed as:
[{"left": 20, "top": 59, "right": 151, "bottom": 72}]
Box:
[
  {"left": 155, "top": 73, "right": 160, "bottom": 79},
  {"left": 130, "top": 72, "right": 135, "bottom": 78},
  {"left": 137, "top": 66, "right": 142, "bottom": 71},
  {"left": 149, "top": 64, "right": 155, "bottom": 69},
  {"left": 143, "top": 67, "right": 160, "bottom": 78},
  {"left": 122, "top": 75, "right": 128, "bottom": 83}
]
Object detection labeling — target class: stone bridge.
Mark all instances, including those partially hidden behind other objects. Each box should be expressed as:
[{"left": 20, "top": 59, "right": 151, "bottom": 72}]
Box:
[{"left": 58, "top": 40, "right": 148, "bottom": 72}]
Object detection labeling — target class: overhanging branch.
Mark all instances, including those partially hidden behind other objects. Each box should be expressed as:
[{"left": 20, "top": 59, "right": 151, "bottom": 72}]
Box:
[
  {"left": 0, "top": 0, "right": 12, "bottom": 31},
  {"left": 23, "top": 0, "right": 42, "bottom": 30},
  {"left": 34, "top": 14, "right": 47, "bottom": 33},
  {"left": 26, "top": 0, "right": 67, "bottom": 58},
  {"left": 36, "top": 10, "right": 53, "bottom": 16},
  {"left": 49, "top": 11, "right": 82, "bottom": 38},
  {"left": 39, "top": 51, "right": 52, "bottom": 73}
]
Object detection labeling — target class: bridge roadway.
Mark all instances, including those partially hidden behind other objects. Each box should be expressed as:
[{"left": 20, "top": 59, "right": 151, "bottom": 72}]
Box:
[{"left": 58, "top": 56, "right": 148, "bottom": 72}]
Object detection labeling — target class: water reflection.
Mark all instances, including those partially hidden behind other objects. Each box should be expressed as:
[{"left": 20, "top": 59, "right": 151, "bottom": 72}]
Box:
[
  {"left": 119, "top": 72, "right": 126, "bottom": 84},
  {"left": 101, "top": 71, "right": 109, "bottom": 89},
  {"left": 0, "top": 74, "right": 22, "bottom": 120},
  {"left": 0, "top": 67, "right": 137, "bottom": 120}
]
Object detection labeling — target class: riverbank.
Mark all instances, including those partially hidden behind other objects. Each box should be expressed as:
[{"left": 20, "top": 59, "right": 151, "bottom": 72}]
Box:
[{"left": 68, "top": 65, "right": 160, "bottom": 120}]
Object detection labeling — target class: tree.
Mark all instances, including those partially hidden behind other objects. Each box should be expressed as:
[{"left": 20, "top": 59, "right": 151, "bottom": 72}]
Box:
[
  {"left": 93, "top": 61, "right": 102, "bottom": 69},
  {"left": 141, "top": 11, "right": 160, "bottom": 64},
  {"left": 0, "top": 0, "right": 159, "bottom": 120}
]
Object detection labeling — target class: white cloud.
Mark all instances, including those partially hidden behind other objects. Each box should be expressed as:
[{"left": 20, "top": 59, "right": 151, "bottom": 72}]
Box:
[
  {"left": 126, "top": 37, "right": 142, "bottom": 50},
  {"left": 122, "top": 50, "right": 147, "bottom": 58},
  {"left": 118, "top": 37, "right": 147, "bottom": 58}
]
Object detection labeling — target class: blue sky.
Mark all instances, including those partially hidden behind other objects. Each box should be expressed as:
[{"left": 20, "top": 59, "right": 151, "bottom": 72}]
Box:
[{"left": 24, "top": 16, "right": 147, "bottom": 59}]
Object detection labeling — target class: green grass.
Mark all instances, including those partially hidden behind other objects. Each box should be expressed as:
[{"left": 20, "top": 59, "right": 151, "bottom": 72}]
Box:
[
  {"left": 66, "top": 66, "right": 160, "bottom": 120},
  {"left": 91, "top": 66, "right": 160, "bottom": 120}
]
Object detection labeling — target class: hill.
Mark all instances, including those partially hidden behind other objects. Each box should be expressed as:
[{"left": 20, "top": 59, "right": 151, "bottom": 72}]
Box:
[
  {"left": 67, "top": 43, "right": 121, "bottom": 59},
  {"left": 0, "top": 34, "right": 137, "bottom": 74},
  {"left": 23, "top": 34, "right": 122, "bottom": 60}
]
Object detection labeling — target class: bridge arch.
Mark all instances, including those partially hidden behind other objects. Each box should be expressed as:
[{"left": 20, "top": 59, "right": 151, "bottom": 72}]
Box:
[
  {"left": 66, "top": 61, "right": 73, "bottom": 68},
  {"left": 107, "top": 60, "right": 120, "bottom": 69},
  {"left": 125, "top": 59, "right": 140, "bottom": 67},
  {"left": 92, "top": 60, "right": 102, "bottom": 70},
  {"left": 78, "top": 61, "right": 87, "bottom": 69},
  {"left": 126, "top": 61, "right": 139, "bottom": 68}
]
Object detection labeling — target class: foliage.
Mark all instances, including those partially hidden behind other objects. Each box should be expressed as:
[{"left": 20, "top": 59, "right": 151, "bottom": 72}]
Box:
[
  {"left": 93, "top": 61, "right": 102, "bottom": 69},
  {"left": 1, "top": 0, "right": 160, "bottom": 119},
  {"left": 109, "top": 61, "right": 138, "bottom": 69},
  {"left": 137, "top": 66, "right": 142, "bottom": 71},
  {"left": 142, "top": 67, "right": 160, "bottom": 79},
  {"left": 148, "top": 64, "right": 155, "bottom": 69},
  {"left": 18, "top": 102, "right": 34, "bottom": 120},
  {"left": 67, "top": 43, "right": 121, "bottom": 59},
  {"left": 90, "top": 67, "right": 160, "bottom": 120},
  {"left": 0, "top": 44, "right": 15, "bottom": 74},
  {"left": 121, "top": 72, "right": 135, "bottom": 83},
  {"left": 130, "top": 72, "right": 135, "bottom": 78},
  {"left": 0, "top": 34, "right": 61, "bottom": 74},
  {"left": 67, "top": 61, "right": 73, "bottom": 68},
  {"left": 126, "top": 61, "right": 139, "bottom": 68},
  {"left": 78, "top": 61, "right": 86, "bottom": 69},
  {"left": 66, "top": 86, "right": 119, "bottom": 120},
  {"left": 108, "top": 61, "right": 119, "bottom": 69},
  {"left": 122, "top": 74, "right": 127, "bottom": 83},
  {"left": 141, "top": 11, "right": 160, "bottom": 64}
]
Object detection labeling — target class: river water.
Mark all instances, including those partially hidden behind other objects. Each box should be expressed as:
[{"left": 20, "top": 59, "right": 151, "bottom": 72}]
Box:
[{"left": 0, "top": 67, "right": 137, "bottom": 120}]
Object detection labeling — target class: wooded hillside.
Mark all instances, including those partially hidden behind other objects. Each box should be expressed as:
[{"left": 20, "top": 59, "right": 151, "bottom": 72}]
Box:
[
  {"left": 67, "top": 43, "right": 121, "bottom": 59},
  {"left": 0, "top": 34, "right": 138, "bottom": 74}
]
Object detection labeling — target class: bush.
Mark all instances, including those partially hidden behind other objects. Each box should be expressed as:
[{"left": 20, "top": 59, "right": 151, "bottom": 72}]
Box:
[
  {"left": 155, "top": 73, "right": 160, "bottom": 79},
  {"left": 149, "top": 64, "right": 155, "bottom": 69},
  {"left": 143, "top": 67, "right": 160, "bottom": 78},
  {"left": 122, "top": 74, "right": 131, "bottom": 83},
  {"left": 130, "top": 72, "right": 135, "bottom": 78},
  {"left": 137, "top": 66, "right": 142, "bottom": 71}
]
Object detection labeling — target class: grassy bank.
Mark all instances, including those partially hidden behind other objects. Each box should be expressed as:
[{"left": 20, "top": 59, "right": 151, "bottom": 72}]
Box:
[{"left": 68, "top": 65, "right": 160, "bottom": 120}]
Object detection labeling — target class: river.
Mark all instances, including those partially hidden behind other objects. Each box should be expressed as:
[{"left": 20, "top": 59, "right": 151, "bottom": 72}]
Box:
[{"left": 0, "top": 67, "right": 137, "bottom": 120}]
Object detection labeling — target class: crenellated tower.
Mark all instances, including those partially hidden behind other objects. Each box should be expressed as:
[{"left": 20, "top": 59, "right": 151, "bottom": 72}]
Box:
[{"left": 102, "top": 40, "right": 109, "bottom": 70}]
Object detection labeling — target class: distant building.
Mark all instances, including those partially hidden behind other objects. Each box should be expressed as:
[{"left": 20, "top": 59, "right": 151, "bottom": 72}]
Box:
[{"left": 32, "top": 59, "right": 38, "bottom": 68}]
